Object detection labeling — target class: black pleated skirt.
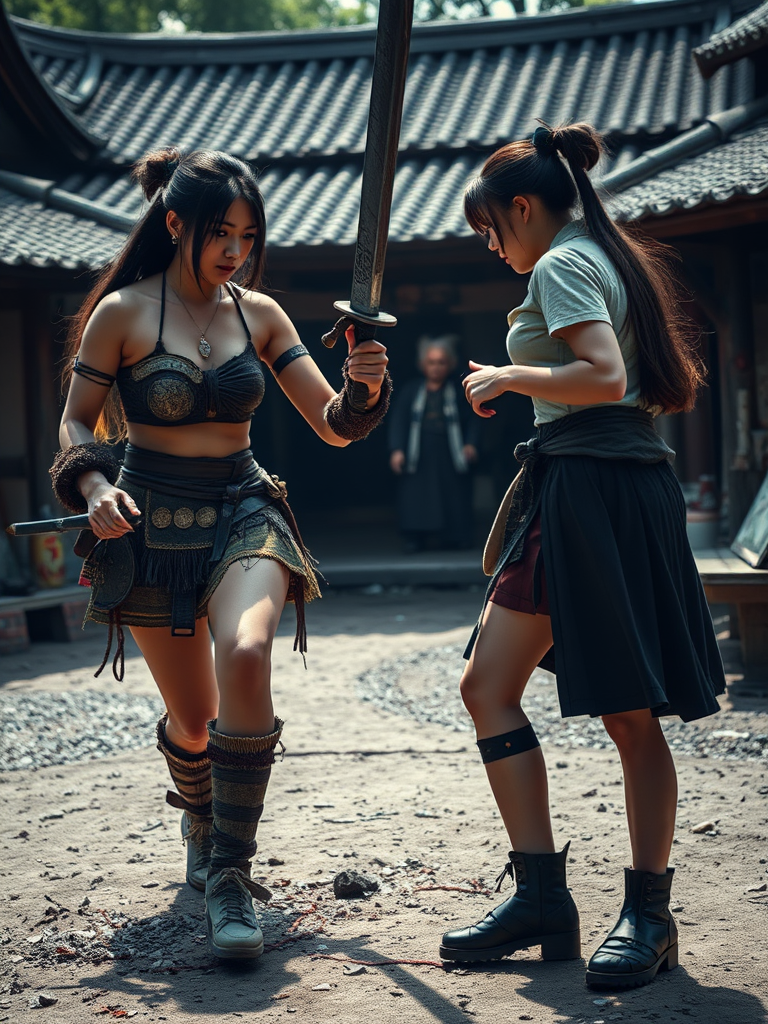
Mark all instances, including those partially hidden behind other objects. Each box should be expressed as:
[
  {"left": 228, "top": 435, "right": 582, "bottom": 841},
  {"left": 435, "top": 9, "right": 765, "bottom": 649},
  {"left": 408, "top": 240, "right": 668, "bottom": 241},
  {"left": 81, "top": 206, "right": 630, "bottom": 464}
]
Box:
[{"left": 539, "top": 455, "right": 725, "bottom": 722}]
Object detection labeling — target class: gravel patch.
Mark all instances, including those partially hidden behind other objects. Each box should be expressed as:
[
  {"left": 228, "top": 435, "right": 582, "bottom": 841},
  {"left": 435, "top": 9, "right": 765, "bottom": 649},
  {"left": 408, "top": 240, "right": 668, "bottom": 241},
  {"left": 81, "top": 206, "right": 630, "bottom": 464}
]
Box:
[
  {"left": 0, "top": 691, "right": 164, "bottom": 772},
  {"left": 357, "top": 643, "right": 768, "bottom": 762}
]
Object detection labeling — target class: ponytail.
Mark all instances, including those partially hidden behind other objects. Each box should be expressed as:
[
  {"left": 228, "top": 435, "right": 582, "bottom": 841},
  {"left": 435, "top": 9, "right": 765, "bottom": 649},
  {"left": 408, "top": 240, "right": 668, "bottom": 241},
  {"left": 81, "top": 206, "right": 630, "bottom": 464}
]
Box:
[
  {"left": 62, "top": 146, "right": 267, "bottom": 440},
  {"left": 464, "top": 122, "right": 705, "bottom": 415}
]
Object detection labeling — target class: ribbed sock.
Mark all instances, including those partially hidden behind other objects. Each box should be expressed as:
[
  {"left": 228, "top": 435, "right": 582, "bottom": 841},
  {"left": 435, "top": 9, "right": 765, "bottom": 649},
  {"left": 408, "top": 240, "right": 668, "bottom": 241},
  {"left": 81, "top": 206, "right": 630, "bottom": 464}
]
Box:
[
  {"left": 206, "top": 717, "right": 283, "bottom": 875},
  {"left": 156, "top": 714, "right": 212, "bottom": 815}
]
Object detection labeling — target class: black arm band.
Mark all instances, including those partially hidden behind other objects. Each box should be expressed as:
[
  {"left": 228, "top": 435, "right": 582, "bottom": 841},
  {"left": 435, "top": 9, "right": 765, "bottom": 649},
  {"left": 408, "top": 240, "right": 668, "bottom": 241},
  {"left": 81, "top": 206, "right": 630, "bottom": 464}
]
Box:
[
  {"left": 272, "top": 344, "right": 310, "bottom": 377},
  {"left": 477, "top": 724, "right": 540, "bottom": 764},
  {"left": 50, "top": 442, "right": 121, "bottom": 513},
  {"left": 73, "top": 358, "right": 117, "bottom": 387}
]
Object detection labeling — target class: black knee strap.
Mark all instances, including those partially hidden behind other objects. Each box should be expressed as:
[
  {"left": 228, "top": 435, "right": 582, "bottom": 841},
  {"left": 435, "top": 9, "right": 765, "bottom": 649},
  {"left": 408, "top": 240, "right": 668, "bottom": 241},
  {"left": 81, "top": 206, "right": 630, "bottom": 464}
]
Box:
[{"left": 477, "top": 724, "right": 540, "bottom": 764}]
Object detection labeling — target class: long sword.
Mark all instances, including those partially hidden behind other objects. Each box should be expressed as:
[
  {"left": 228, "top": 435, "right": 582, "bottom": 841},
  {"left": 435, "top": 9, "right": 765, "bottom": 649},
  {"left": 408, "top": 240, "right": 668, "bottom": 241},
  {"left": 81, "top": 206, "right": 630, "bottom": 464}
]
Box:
[{"left": 321, "top": 0, "right": 414, "bottom": 350}]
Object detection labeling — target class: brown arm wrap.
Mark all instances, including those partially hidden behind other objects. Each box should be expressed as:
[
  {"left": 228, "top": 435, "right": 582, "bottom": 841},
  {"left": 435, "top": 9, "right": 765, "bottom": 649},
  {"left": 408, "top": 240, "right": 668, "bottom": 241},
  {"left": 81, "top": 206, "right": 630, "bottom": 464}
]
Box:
[
  {"left": 49, "top": 442, "right": 121, "bottom": 513},
  {"left": 325, "top": 366, "right": 393, "bottom": 442}
]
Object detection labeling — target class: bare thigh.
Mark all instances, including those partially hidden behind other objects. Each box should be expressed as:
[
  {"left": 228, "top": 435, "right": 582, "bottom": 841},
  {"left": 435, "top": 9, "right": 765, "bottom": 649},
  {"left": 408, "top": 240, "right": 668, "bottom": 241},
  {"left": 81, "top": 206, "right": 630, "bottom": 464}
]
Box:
[
  {"left": 129, "top": 624, "right": 218, "bottom": 750},
  {"left": 206, "top": 556, "right": 290, "bottom": 735},
  {"left": 460, "top": 600, "right": 554, "bottom": 734}
]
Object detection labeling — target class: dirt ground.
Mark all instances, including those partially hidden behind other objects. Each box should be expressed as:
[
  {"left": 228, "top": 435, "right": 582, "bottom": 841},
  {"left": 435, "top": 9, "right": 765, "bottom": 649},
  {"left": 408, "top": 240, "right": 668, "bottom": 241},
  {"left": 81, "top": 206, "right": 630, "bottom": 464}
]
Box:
[{"left": 1, "top": 588, "right": 767, "bottom": 1024}]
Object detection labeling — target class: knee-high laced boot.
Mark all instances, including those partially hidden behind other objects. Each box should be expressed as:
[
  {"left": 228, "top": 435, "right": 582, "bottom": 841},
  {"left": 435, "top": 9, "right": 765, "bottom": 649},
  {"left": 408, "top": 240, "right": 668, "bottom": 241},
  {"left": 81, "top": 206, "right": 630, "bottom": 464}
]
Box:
[
  {"left": 155, "top": 714, "right": 212, "bottom": 892},
  {"left": 586, "top": 868, "right": 678, "bottom": 990},
  {"left": 204, "top": 717, "right": 283, "bottom": 960},
  {"left": 439, "top": 724, "right": 581, "bottom": 963}
]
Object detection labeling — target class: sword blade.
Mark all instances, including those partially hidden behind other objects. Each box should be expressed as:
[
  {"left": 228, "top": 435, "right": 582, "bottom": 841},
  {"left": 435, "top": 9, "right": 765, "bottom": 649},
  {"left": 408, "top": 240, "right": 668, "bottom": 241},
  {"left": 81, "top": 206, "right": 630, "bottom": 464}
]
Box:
[
  {"left": 7, "top": 514, "right": 93, "bottom": 536},
  {"left": 350, "top": 0, "right": 414, "bottom": 319}
]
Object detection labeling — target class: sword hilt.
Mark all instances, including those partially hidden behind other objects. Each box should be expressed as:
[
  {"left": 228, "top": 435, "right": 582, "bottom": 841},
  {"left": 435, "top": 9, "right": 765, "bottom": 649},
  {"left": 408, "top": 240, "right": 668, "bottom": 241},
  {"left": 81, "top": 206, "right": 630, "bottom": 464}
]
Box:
[{"left": 321, "top": 301, "right": 398, "bottom": 349}]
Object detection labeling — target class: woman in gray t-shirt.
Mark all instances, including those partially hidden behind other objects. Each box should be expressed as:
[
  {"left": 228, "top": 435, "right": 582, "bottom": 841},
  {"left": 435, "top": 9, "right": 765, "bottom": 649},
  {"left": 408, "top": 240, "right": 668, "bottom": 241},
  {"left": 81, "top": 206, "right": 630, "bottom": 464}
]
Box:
[{"left": 438, "top": 123, "right": 725, "bottom": 992}]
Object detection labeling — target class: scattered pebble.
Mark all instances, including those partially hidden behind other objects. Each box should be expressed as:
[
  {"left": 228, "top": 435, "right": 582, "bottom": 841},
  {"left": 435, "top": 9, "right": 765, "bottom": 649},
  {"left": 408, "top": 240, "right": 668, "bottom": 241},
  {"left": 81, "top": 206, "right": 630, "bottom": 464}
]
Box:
[
  {"left": 311, "top": 983, "right": 331, "bottom": 991},
  {"left": 333, "top": 870, "right": 379, "bottom": 899},
  {"left": 343, "top": 964, "right": 367, "bottom": 976},
  {"left": 691, "top": 821, "right": 716, "bottom": 834},
  {"left": 28, "top": 993, "right": 58, "bottom": 1009},
  {"left": 357, "top": 646, "right": 768, "bottom": 761}
]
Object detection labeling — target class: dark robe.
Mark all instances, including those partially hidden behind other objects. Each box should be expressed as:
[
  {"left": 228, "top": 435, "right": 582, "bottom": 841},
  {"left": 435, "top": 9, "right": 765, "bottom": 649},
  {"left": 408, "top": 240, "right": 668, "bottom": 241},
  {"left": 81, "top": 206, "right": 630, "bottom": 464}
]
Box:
[{"left": 388, "top": 377, "right": 480, "bottom": 546}]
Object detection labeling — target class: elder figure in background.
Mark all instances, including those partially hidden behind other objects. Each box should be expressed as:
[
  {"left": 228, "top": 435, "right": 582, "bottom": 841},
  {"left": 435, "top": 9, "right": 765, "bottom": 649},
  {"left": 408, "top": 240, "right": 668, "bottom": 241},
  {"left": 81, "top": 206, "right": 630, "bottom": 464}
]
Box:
[{"left": 388, "top": 335, "right": 480, "bottom": 553}]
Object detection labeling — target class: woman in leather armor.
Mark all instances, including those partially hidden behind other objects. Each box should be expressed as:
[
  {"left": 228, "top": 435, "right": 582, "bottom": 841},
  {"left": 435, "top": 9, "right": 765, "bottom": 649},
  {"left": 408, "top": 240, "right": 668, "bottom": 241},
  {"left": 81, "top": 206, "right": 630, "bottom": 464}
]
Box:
[{"left": 52, "top": 147, "right": 390, "bottom": 961}]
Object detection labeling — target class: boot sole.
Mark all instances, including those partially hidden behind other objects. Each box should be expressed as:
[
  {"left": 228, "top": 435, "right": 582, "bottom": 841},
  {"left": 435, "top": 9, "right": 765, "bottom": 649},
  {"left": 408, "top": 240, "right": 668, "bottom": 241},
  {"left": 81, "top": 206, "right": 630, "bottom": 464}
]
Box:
[
  {"left": 585, "top": 942, "right": 678, "bottom": 990},
  {"left": 206, "top": 912, "right": 265, "bottom": 960},
  {"left": 440, "top": 929, "right": 581, "bottom": 963},
  {"left": 187, "top": 873, "right": 206, "bottom": 893}
]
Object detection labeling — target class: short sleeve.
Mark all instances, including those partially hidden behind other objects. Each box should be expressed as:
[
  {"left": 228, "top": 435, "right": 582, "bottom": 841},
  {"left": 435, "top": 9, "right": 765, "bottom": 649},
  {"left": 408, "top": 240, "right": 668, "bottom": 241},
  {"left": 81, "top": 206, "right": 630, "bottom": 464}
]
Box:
[{"left": 531, "top": 247, "right": 613, "bottom": 336}]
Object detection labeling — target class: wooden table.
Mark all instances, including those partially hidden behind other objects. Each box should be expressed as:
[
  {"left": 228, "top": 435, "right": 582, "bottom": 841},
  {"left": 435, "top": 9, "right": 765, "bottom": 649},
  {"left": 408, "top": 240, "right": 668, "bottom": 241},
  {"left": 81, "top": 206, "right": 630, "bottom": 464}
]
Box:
[{"left": 695, "top": 548, "right": 768, "bottom": 680}]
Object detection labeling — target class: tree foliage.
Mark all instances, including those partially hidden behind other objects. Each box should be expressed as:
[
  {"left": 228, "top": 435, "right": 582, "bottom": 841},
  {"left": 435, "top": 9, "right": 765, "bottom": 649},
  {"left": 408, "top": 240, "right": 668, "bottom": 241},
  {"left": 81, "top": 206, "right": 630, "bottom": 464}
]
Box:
[
  {"left": 5, "top": 0, "right": 534, "bottom": 31},
  {"left": 5, "top": 0, "right": 370, "bottom": 32}
]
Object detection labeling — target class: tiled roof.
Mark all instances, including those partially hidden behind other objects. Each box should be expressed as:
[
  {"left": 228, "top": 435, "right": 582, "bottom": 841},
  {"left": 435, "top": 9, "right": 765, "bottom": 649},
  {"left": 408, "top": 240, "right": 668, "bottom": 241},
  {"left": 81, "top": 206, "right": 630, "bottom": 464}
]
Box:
[
  {"left": 610, "top": 118, "right": 768, "bottom": 221},
  {"left": 0, "top": 0, "right": 764, "bottom": 270},
  {"left": 693, "top": 0, "right": 768, "bottom": 78},
  {"left": 0, "top": 185, "right": 124, "bottom": 269},
  {"left": 14, "top": 0, "right": 758, "bottom": 167}
]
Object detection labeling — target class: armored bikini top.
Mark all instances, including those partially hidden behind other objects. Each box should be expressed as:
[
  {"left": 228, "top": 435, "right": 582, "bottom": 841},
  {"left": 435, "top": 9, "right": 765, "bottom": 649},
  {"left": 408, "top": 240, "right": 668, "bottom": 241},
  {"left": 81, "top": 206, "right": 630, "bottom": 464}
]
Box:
[{"left": 113, "top": 276, "right": 265, "bottom": 426}]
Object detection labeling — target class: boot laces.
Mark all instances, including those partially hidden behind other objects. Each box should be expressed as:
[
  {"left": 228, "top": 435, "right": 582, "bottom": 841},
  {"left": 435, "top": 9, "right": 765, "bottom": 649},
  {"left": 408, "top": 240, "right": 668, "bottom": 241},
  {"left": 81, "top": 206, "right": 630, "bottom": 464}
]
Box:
[
  {"left": 209, "top": 867, "right": 273, "bottom": 927},
  {"left": 183, "top": 817, "right": 213, "bottom": 852},
  {"left": 494, "top": 861, "right": 513, "bottom": 893}
]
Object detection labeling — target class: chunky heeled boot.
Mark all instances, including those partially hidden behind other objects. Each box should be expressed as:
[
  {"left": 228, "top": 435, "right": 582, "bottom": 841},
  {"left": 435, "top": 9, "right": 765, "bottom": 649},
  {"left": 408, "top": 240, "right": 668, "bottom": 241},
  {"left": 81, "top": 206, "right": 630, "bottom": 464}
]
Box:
[
  {"left": 204, "top": 718, "right": 283, "bottom": 960},
  {"left": 439, "top": 844, "right": 581, "bottom": 963},
  {"left": 155, "top": 715, "right": 212, "bottom": 892},
  {"left": 586, "top": 868, "right": 678, "bottom": 990}
]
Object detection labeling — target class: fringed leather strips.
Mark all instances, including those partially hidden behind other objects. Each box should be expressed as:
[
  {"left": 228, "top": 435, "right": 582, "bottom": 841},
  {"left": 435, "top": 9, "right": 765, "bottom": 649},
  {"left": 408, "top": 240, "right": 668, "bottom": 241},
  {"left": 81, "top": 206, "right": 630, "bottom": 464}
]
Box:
[
  {"left": 325, "top": 365, "right": 392, "bottom": 442},
  {"left": 50, "top": 442, "right": 121, "bottom": 513}
]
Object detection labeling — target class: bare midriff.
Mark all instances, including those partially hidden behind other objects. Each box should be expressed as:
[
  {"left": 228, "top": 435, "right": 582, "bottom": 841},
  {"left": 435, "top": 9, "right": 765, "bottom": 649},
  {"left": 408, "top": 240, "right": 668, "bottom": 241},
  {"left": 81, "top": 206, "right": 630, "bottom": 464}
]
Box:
[{"left": 127, "top": 421, "right": 252, "bottom": 459}]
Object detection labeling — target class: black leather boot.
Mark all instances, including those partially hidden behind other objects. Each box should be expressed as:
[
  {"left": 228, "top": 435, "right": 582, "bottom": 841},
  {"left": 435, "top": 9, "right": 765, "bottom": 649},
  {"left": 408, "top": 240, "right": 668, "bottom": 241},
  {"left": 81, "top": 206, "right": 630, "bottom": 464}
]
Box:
[
  {"left": 439, "top": 843, "right": 581, "bottom": 963},
  {"left": 586, "top": 868, "right": 678, "bottom": 990}
]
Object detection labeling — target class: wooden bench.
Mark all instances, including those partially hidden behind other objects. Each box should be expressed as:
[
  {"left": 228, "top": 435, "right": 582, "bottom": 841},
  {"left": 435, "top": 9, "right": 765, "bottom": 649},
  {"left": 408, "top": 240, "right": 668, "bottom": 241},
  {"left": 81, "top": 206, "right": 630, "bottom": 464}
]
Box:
[
  {"left": 695, "top": 548, "right": 768, "bottom": 687},
  {"left": 0, "top": 584, "right": 89, "bottom": 653}
]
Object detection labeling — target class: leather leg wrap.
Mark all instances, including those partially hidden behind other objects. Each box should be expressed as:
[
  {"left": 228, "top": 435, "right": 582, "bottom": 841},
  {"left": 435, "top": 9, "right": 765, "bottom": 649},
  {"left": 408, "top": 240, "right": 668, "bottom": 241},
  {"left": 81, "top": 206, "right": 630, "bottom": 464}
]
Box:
[
  {"left": 477, "top": 723, "right": 540, "bottom": 764},
  {"left": 156, "top": 714, "right": 212, "bottom": 816},
  {"left": 207, "top": 717, "right": 284, "bottom": 875}
]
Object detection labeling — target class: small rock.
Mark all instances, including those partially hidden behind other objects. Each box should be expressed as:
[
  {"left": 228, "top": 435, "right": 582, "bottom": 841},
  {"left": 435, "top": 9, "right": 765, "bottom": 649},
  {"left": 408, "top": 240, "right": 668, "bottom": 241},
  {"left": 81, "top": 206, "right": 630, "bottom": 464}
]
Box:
[
  {"left": 311, "top": 983, "right": 331, "bottom": 991},
  {"left": 343, "top": 964, "right": 367, "bottom": 976},
  {"left": 519, "top": 1016, "right": 533, "bottom": 1021},
  {"left": 582, "top": 789, "right": 597, "bottom": 798},
  {"left": 596, "top": 803, "right": 607, "bottom": 813},
  {"left": 746, "top": 883, "right": 767, "bottom": 893},
  {"left": 268, "top": 857, "right": 285, "bottom": 866},
  {"left": 555, "top": 762, "right": 568, "bottom": 769},
  {"left": 593, "top": 998, "right": 609, "bottom": 1005},
  {"left": 390, "top": 989, "right": 404, "bottom": 997},
  {"left": 141, "top": 881, "right": 159, "bottom": 888},
  {"left": 29, "top": 993, "right": 58, "bottom": 1009},
  {"left": 333, "top": 870, "right": 379, "bottom": 899},
  {"left": 691, "top": 821, "right": 715, "bottom": 834}
]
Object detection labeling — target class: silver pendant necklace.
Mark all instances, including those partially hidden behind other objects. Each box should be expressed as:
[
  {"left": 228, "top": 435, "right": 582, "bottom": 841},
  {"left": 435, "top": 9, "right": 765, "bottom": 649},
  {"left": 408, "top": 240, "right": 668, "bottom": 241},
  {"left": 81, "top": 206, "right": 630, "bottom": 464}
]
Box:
[{"left": 168, "top": 281, "right": 222, "bottom": 359}]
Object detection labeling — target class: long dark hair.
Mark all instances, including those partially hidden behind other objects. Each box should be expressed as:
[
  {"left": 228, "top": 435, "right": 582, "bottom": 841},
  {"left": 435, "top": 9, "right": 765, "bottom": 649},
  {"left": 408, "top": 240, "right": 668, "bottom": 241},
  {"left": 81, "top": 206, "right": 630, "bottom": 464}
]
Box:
[
  {"left": 464, "top": 122, "right": 704, "bottom": 415},
  {"left": 63, "top": 147, "right": 267, "bottom": 440}
]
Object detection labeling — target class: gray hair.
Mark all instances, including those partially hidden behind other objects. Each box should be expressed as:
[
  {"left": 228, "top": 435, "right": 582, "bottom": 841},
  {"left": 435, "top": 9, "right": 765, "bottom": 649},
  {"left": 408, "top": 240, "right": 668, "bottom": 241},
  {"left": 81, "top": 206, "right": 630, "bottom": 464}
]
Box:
[{"left": 417, "top": 334, "right": 459, "bottom": 369}]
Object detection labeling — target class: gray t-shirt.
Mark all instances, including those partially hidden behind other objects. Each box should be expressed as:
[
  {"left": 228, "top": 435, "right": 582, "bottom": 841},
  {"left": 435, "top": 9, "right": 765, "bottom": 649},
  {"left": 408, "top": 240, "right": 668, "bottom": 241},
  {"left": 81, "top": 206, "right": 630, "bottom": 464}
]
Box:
[{"left": 506, "top": 220, "right": 649, "bottom": 425}]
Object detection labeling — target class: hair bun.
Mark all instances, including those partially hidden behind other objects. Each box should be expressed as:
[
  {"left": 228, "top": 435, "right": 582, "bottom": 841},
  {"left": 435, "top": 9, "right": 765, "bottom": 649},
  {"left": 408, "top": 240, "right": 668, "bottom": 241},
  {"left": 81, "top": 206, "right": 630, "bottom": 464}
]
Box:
[
  {"left": 551, "top": 123, "right": 603, "bottom": 173},
  {"left": 132, "top": 146, "right": 183, "bottom": 201}
]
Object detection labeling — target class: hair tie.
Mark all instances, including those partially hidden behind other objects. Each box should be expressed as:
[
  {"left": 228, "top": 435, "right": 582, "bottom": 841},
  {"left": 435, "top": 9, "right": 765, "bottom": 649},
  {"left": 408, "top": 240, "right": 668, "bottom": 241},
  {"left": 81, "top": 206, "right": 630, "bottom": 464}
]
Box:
[{"left": 532, "top": 126, "right": 555, "bottom": 155}]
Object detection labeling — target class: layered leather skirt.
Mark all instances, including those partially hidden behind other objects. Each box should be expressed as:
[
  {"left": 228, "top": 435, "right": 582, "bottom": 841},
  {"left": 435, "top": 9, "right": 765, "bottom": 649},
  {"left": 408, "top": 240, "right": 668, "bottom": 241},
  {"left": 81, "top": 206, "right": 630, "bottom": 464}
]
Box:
[{"left": 80, "top": 445, "right": 320, "bottom": 677}]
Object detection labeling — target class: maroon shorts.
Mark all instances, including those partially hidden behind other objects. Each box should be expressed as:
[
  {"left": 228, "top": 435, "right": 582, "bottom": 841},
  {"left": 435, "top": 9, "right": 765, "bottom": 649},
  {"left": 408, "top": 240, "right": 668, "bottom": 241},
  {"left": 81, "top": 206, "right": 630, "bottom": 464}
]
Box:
[{"left": 489, "top": 510, "right": 550, "bottom": 616}]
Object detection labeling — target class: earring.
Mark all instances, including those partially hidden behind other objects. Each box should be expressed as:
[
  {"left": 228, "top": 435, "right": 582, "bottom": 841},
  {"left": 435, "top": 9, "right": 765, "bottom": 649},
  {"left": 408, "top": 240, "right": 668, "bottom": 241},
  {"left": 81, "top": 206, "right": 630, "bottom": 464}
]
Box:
[{"left": 171, "top": 235, "right": 178, "bottom": 245}]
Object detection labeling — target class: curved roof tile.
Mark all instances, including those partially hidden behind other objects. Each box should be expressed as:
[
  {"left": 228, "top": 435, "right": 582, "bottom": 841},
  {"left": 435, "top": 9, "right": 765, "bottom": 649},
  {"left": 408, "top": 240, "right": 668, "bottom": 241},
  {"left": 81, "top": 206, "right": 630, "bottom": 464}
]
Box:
[{"left": 13, "top": 0, "right": 757, "bottom": 167}]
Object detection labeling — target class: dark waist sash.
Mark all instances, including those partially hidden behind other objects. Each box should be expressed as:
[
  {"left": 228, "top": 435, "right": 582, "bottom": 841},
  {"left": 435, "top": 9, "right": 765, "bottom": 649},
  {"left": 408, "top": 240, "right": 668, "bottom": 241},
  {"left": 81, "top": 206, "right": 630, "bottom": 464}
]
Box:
[
  {"left": 464, "top": 405, "right": 675, "bottom": 660},
  {"left": 120, "top": 445, "right": 278, "bottom": 568}
]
